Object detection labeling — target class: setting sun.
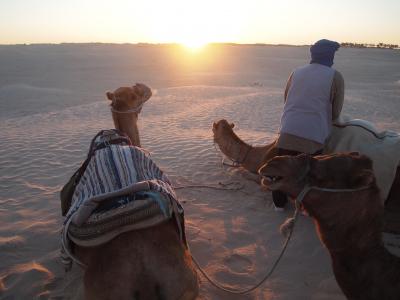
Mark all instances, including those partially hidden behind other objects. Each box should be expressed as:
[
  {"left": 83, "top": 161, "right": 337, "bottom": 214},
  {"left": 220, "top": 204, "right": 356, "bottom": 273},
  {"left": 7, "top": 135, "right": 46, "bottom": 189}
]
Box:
[
  {"left": 181, "top": 40, "right": 208, "bottom": 51},
  {"left": 141, "top": 0, "right": 244, "bottom": 46}
]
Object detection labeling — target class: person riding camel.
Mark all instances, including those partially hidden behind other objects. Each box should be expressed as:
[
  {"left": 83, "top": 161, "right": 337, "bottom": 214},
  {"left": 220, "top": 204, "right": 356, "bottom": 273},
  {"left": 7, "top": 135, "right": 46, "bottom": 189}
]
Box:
[{"left": 272, "top": 39, "right": 345, "bottom": 211}]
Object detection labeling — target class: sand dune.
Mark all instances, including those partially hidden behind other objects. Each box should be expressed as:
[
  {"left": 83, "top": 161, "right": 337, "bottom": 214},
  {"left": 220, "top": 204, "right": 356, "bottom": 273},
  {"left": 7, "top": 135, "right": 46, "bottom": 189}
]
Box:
[{"left": 1, "top": 44, "right": 399, "bottom": 299}]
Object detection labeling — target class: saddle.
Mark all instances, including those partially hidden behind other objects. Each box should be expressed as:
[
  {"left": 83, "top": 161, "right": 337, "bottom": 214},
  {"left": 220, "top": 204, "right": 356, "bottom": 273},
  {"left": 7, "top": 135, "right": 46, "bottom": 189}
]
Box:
[
  {"left": 333, "top": 116, "right": 399, "bottom": 139},
  {"left": 325, "top": 116, "right": 400, "bottom": 202},
  {"left": 60, "top": 130, "right": 185, "bottom": 268}
]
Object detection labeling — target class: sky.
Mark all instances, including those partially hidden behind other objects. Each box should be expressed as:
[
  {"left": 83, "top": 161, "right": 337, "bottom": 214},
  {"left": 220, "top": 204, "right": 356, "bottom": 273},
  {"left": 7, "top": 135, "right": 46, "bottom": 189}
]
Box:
[{"left": 1, "top": 0, "right": 399, "bottom": 46}]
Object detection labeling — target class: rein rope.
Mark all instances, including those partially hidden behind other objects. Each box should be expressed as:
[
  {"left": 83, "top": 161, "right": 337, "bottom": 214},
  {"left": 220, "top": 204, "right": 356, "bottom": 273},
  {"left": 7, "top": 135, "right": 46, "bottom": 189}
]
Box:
[
  {"left": 195, "top": 158, "right": 373, "bottom": 295},
  {"left": 195, "top": 181, "right": 372, "bottom": 296},
  {"left": 173, "top": 181, "right": 244, "bottom": 191}
]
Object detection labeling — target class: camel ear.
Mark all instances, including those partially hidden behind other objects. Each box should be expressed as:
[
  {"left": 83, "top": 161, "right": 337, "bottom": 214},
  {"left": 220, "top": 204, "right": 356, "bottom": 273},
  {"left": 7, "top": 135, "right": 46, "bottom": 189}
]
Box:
[
  {"left": 230, "top": 123, "right": 235, "bottom": 128},
  {"left": 106, "top": 92, "right": 114, "bottom": 101}
]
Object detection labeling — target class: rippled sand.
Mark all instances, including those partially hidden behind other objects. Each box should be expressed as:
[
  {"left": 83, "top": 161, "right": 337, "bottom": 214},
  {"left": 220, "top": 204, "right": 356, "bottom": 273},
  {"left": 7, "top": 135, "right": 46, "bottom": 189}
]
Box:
[{"left": 1, "top": 44, "right": 399, "bottom": 299}]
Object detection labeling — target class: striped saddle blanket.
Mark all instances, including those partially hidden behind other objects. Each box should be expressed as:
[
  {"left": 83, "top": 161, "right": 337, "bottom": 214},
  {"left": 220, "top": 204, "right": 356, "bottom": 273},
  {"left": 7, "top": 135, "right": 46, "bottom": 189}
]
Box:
[{"left": 62, "top": 130, "right": 184, "bottom": 248}]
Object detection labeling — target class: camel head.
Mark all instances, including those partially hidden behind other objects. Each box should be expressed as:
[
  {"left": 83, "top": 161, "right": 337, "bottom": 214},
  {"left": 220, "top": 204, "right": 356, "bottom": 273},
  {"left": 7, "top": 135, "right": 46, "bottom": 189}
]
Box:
[
  {"left": 259, "top": 152, "right": 382, "bottom": 250},
  {"left": 106, "top": 83, "right": 152, "bottom": 113},
  {"left": 259, "top": 152, "right": 377, "bottom": 216},
  {"left": 259, "top": 152, "right": 374, "bottom": 194},
  {"left": 212, "top": 119, "right": 234, "bottom": 142}
]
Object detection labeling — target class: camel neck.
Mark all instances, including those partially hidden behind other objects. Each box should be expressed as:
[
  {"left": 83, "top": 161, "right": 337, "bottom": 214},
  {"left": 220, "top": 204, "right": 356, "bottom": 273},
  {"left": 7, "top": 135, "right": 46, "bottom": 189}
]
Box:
[
  {"left": 317, "top": 209, "right": 383, "bottom": 256},
  {"left": 111, "top": 111, "right": 141, "bottom": 147},
  {"left": 218, "top": 135, "right": 252, "bottom": 164}
]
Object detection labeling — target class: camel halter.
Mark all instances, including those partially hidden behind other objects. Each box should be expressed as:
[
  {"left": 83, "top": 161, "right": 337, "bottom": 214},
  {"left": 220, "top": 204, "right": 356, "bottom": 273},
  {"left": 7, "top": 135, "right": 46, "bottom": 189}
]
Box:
[
  {"left": 295, "top": 184, "right": 372, "bottom": 206},
  {"left": 214, "top": 134, "right": 251, "bottom": 167},
  {"left": 109, "top": 88, "right": 151, "bottom": 114},
  {"left": 293, "top": 156, "right": 374, "bottom": 205},
  {"left": 110, "top": 94, "right": 144, "bottom": 114},
  {"left": 262, "top": 155, "right": 373, "bottom": 207}
]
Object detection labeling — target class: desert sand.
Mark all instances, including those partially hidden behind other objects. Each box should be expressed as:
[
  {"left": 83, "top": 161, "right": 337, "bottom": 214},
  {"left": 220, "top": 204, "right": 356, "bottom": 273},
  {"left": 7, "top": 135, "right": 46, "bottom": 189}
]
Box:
[{"left": 0, "top": 44, "right": 399, "bottom": 299}]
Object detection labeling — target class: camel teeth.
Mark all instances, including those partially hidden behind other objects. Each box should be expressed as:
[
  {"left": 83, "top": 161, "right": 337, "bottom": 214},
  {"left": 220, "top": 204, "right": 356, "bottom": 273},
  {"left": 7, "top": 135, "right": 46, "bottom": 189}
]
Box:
[
  {"left": 263, "top": 176, "right": 280, "bottom": 182},
  {"left": 263, "top": 176, "right": 274, "bottom": 182}
]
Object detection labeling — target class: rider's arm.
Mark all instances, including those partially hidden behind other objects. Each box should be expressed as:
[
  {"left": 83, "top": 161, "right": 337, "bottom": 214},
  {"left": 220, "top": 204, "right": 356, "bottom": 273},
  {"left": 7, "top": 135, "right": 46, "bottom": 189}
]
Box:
[
  {"left": 284, "top": 72, "right": 294, "bottom": 103},
  {"left": 331, "top": 71, "right": 345, "bottom": 120}
]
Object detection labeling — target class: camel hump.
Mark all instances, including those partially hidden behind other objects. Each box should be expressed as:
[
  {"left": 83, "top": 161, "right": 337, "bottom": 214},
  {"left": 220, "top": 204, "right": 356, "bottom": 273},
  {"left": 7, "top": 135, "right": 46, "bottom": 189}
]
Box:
[{"left": 334, "top": 116, "right": 399, "bottom": 139}]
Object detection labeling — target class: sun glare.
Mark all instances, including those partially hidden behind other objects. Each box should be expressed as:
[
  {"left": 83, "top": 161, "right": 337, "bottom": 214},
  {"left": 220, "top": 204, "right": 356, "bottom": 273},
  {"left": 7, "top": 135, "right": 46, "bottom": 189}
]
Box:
[
  {"left": 181, "top": 40, "right": 208, "bottom": 51},
  {"left": 142, "top": 0, "right": 243, "bottom": 47}
]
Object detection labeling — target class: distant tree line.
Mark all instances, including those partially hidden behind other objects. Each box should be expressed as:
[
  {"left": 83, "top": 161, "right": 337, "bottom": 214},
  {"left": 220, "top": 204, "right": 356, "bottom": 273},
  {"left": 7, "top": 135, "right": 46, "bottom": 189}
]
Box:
[{"left": 341, "top": 42, "right": 399, "bottom": 49}]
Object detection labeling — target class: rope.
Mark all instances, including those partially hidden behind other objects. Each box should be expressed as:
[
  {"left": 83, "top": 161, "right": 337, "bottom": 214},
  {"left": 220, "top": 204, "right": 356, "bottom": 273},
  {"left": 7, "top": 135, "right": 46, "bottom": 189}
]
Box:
[
  {"left": 110, "top": 103, "right": 143, "bottom": 114},
  {"left": 173, "top": 181, "right": 244, "bottom": 191},
  {"left": 190, "top": 207, "right": 300, "bottom": 295},
  {"left": 172, "top": 174, "right": 298, "bottom": 294}
]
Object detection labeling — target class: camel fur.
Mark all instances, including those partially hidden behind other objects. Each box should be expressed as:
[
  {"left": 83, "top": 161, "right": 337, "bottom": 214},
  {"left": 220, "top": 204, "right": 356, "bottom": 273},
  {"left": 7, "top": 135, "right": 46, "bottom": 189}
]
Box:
[{"left": 259, "top": 152, "right": 400, "bottom": 300}]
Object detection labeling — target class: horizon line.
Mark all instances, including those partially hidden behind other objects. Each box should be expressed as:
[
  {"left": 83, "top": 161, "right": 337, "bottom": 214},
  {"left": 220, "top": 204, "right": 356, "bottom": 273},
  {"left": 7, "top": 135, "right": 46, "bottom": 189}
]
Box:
[{"left": 0, "top": 41, "right": 399, "bottom": 48}]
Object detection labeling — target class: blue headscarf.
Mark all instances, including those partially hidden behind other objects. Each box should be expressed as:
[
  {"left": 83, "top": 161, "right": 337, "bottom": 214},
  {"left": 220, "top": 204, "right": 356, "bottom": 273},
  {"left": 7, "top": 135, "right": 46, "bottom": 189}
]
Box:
[{"left": 310, "top": 39, "right": 340, "bottom": 67}]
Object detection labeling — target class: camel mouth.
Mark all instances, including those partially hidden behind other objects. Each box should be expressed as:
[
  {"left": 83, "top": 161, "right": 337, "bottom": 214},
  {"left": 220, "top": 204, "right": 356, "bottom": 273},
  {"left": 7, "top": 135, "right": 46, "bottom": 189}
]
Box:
[
  {"left": 212, "top": 122, "right": 218, "bottom": 132},
  {"left": 212, "top": 123, "right": 219, "bottom": 139},
  {"left": 260, "top": 175, "right": 283, "bottom": 190},
  {"left": 258, "top": 161, "right": 285, "bottom": 190},
  {"left": 262, "top": 175, "right": 283, "bottom": 182}
]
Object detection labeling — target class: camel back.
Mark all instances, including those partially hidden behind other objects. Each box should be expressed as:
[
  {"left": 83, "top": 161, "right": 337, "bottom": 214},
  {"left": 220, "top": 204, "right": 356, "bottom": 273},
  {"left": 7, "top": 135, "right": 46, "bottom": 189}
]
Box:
[
  {"left": 324, "top": 117, "right": 400, "bottom": 202},
  {"left": 61, "top": 130, "right": 186, "bottom": 260}
]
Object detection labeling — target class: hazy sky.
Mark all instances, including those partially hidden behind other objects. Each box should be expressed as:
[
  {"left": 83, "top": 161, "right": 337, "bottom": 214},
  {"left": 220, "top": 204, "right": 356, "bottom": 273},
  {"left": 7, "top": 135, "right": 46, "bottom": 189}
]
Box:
[{"left": 1, "top": 0, "right": 399, "bottom": 46}]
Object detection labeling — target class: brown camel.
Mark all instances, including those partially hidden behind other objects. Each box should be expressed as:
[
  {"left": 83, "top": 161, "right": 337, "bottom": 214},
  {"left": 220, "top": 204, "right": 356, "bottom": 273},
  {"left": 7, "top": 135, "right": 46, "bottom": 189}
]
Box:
[
  {"left": 106, "top": 83, "right": 151, "bottom": 147},
  {"left": 258, "top": 152, "right": 400, "bottom": 300},
  {"left": 212, "top": 119, "right": 400, "bottom": 211},
  {"left": 73, "top": 84, "right": 199, "bottom": 300},
  {"left": 212, "top": 119, "right": 278, "bottom": 173}
]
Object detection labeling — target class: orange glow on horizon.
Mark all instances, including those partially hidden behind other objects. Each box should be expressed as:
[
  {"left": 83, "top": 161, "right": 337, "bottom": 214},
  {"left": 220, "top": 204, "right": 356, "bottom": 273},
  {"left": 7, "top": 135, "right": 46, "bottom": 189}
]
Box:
[{"left": 181, "top": 41, "right": 208, "bottom": 52}]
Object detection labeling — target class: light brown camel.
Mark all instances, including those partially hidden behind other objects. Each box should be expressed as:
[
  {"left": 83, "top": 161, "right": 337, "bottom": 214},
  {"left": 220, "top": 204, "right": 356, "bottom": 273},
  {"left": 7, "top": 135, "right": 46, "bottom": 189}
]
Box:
[
  {"left": 258, "top": 152, "right": 400, "bottom": 300},
  {"left": 212, "top": 118, "right": 400, "bottom": 210},
  {"left": 212, "top": 119, "right": 278, "bottom": 173},
  {"left": 73, "top": 84, "right": 199, "bottom": 300},
  {"left": 106, "top": 83, "right": 151, "bottom": 147}
]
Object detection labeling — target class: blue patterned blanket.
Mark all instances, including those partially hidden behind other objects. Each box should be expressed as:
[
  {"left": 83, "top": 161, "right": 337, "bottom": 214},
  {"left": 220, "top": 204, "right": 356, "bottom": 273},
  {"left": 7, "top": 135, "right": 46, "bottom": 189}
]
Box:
[{"left": 65, "top": 144, "right": 178, "bottom": 223}]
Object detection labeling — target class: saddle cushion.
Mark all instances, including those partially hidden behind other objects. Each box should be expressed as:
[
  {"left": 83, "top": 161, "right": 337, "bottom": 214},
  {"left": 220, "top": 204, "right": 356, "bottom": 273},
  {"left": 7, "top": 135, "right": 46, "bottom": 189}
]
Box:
[
  {"left": 68, "top": 195, "right": 172, "bottom": 246},
  {"left": 64, "top": 144, "right": 182, "bottom": 246},
  {"left": 325, "top": 116, "right": 400, "bottom": 202}
]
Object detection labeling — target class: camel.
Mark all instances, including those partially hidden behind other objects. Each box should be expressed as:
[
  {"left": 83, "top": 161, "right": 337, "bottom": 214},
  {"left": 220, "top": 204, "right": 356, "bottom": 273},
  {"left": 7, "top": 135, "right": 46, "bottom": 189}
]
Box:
[
  {"left": 212, "top": 118, "right": 400, "bottom": 210},
  {"left": 72, "top": 84, "right": 198, "bottom": 300},
  {"left": 258, "top": 152, "right": 400, "bottom": 300},
  {"left": 106, "top": 83, "right": 151, "bottom": 147},
  {"left": 212, "top": 119, "right": 278, "bottom": 173}
]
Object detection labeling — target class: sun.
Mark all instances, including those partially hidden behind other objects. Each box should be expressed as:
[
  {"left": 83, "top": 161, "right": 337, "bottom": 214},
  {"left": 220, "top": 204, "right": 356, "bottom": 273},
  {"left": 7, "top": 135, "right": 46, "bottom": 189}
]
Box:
[
  {"left": 143, "top": 1, "right": 243, "bottom": 50},
  {"left": 181, "top": 39, "right": 208, "bottom": 51}
]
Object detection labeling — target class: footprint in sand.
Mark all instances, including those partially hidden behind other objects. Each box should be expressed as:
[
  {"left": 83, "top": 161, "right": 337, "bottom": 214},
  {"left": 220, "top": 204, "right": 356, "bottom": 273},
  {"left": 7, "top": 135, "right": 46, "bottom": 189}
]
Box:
[
  {"left": 223, "top": 253, "right": 253, "bottom": 274},
  {"left": 0, "top": 262, "right": 54, "bottom": 298}
]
